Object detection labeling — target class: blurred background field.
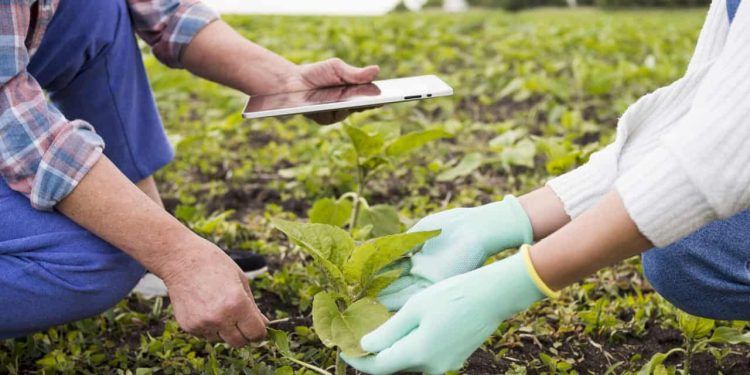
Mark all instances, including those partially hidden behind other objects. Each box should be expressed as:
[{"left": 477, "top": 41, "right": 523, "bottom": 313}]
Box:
[{"left": 5, "top": 5, "right": 750, "bottom": 375}]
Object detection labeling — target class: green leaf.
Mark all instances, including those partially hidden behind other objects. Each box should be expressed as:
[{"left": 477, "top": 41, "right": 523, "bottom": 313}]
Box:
[
  {"left": 363, "top": 268, "right": 404, "bottom": 298},
  {"left": 638, "top": 348, "right": 684, "bottom": 375},
  {"left": 678, "top": 312, "right": 714, "bottom": 340},
  {"left": 344, "top": 230, "right": 441, "bottom": 286},
  {"left": 331, "top": 298, "right": 391, "bottom": 357},
  {"left": 312, "top": 294, "right": 391, "bottom": 357},
  {"left": 312, "top": 292, "right": 339, "bottom": 348},
  {"left": 362, "top": 121, "right": 401, "bottom": 141},
  {"left": 308, "top": 198, "right": 352, "bottom": 227},
  {"left": 36, "top": 355, "right": 57, "bottom": 369},
  {"left": 362, "top": 156, "right": 390, "bottom": 174},
  {"left": 385, "top": 128, "right": 452, "bottom": 157},
  {"left": 274, "top": 366, "right": 294, "bottom": 375},
  {"left": 709, "top": 326, "right": 750, "bottom": 344},
  {"left": 653, "top": 364, "right": 669, "bottom": 375},
  {"left": 268, "top": 328, "right": 291, "bottom": 355},
  {"left": 356, "top": 204, "right": 401, "bottom": 237},
  {"left": 344, "top": 124, "right": 384, "bottom": 158},
  {"left": 269, "top": 327, "right": 334, "bottom": 375},
  {"left": 437, "top": 152, "right": 483, "bottom": 181},
  {"left": 271, "top": 219, "right": 351, "bottom": 285},
  {"left": 499, "top": 138, "right": 536, "bottom": 168}
]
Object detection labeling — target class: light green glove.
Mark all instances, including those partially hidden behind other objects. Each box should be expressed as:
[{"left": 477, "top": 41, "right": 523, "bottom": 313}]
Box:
[
  {"left": 343, "top": 245, "right": 558, "bottom": 375},
  {"left": 378, "top": 195, "right": 533, "bottom": 310}
]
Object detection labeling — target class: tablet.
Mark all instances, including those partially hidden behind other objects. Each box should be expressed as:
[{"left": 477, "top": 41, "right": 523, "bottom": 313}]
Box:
[{"left": 242, "top": 75, "right": 453, "bottom": 119}]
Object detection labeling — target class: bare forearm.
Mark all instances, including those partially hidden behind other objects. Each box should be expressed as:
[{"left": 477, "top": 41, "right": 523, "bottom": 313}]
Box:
[
  {"left": 181, "top": 20, "right": 298, "bottom": 95},
  {"left": 57, "top": 156, "right": 197, "bottom": 276},
  {"left": 518, "top": 186, "right": 571, "bottom": 241},
  {"left": 529, "top": 190, "right": 653, "bottom": 291}
]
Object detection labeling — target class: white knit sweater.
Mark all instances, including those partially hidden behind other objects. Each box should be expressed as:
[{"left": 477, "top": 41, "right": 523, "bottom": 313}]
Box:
[{"left": 547, "top": 0, "right": 750, "bottom": 248}]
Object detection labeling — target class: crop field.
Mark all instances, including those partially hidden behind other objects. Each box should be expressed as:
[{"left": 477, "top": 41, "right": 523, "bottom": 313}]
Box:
[{"left": 3, "top": 7, "right": 750, "bottom": 375}]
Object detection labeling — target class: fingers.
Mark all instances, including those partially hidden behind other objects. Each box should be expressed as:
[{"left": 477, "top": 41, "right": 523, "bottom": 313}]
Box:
[
  {"left": 360, "top": 303, "right": 420, "bottom": 353},
  {"left": 306, "top": 110, "right": 352, "bottom": 125},
  {"left": 330, "top": 58, "right": 380, "bottom": 84},
  {"left": 216, "top": 299, "right": 267, "bottom": 348},
  {"left": 236, "top": 306, "right": 268, "bottom": 342},
  {"left": 211, "top": 276, "right": 268, "bottom": 348},
  {"left": 237, "top": 274, "right": 269, "bottom": 342},
  {"left": 377, "top": 275, "right": 432, "bottom": 311},
  {"left": 218, "top": 327, "right": 249, "bottom": 348},
  {"left": 407, "top": 217, "right": 442, "bottom": 233},
  {"left": 343, "top": 330, "right": 423, "bottom": 375},
  {"left": 200, "top": 329, "right": 222, "bottom": 343}
]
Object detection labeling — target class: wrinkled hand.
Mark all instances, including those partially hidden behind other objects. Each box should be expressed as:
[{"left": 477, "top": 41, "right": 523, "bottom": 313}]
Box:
[
  {"left": 161, "top": 238, "right": 269, "bottom": 347},
  {"left": 343, "top": 247, "right": 549, "bottom": 375},
  {"left": 282, "top": 58, "right": 380, "bottom": 124},
  {"left": 291, "top": 58, "right": 380, "bottom": 90},
  {"left": 378, "top": 196, "right": 533, "bottom": 311}
]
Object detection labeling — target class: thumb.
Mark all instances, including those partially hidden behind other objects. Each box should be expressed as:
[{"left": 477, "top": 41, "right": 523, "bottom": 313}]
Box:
[
  {"left": 377, "top": 276, "right": 432, "bottom": 311},
  {"left": 332, "top": 59, "right": 380, "bottom": 84},
  {"left": 360, "top": 304, "right": 419, "bottom": 353}
]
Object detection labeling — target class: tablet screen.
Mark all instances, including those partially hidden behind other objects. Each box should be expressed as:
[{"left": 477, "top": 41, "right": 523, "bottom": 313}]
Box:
[{"left": 245, "top": 83, "right": 382, "bottom": 113}]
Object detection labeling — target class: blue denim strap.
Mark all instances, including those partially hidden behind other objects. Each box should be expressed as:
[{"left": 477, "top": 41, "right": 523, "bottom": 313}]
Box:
[{"left": 727, "top": 0, "right": 741, "bottom": 23}]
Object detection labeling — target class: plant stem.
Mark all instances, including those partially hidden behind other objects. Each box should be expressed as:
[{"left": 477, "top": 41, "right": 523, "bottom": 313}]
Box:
[
  {"left": 348, "top": 161, "right": 366, "bottom": 233},
  {"left": 286, "top": 356, "right": 333, "bottom": 375},
  {"left": 684, "top": 339, "right": 693, "bottom": 374},
  {"left": 335, "top": 348, "right": 347, "bottom": 375}
]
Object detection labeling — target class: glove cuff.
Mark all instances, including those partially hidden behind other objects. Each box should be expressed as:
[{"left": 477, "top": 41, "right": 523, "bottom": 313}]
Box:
[
  {"left": 519, "top": 245, "right": 560, "bottom": 299},
  {"left": 504, "top": 195, "right": 534, "bottom": 245},
  {"left": 480, "top": 195, "right": 534, "bottom": 254}
]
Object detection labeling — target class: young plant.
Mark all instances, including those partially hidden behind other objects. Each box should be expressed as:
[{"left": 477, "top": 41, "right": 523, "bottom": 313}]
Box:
[
  {"left": 268, "top": 119, "right": 450, "bottom": 373},
  {"left": 639, "top": 312, "right": 750, "bottom": 374},
  {"left": 308, "top": 119, "right": 452, "bottom": 238},
  {"left": 271, "top": 218, "right": 439, "bottom": 374}
]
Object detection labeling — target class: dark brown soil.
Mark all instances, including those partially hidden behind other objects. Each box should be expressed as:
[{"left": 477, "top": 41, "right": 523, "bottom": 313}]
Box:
[
  {"left": 203, "top": 182, "right": 310, "bottom": 218},
  {"left": 251, "top": 265, "right": 750, "bottom": 374}
]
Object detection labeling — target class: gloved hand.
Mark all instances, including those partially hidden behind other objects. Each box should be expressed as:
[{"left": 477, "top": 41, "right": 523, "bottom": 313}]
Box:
[
  {"left": 378, "top": 195, "right": 533, "bottom": 310},
  {"left": 342, "top": 245, "right": 558, "bottom": 375}
]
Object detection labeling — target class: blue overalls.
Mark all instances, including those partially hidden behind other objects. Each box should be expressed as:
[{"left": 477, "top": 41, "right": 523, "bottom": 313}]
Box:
[
  {"left": 639, "top": 0, "right": 750, "bottom": 320},
  {"left": 0, "top": 0, "right": 172, "bottom": 338}
]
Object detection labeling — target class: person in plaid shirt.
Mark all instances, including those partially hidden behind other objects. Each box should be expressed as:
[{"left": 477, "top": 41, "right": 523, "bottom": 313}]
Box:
[{"left": 0, "top": 0, "right": 379, "bottom": 346}]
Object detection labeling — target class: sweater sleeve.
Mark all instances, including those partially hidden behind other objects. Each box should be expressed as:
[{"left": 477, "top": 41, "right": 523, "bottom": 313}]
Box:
[
  {"left": 547, "top": 73, "right": 704, "bottom": 218},
  {"left": 548, "top": 0, "right": 726, "bottom": 219},
  {"left": 615, "top": 1, "right": 750, "bottom": 248}
]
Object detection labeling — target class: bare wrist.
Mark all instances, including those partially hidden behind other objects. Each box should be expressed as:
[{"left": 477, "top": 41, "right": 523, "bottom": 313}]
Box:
[
  {"left": 149, "top": 229, "right": 213, "bottom": 283},
  {"left": 518, "top": 186, "right": 571, "bottom": 241}
]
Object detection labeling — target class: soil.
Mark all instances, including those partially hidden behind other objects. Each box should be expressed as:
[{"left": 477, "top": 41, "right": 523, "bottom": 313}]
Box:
[
  {"left": 246, "top": 259, "right": 750, "bottom": 374},
  {"left": 152, "top": 101, "right": 747, "bottom": 374}
]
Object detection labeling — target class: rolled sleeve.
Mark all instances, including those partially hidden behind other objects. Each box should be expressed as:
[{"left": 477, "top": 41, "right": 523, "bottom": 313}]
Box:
[
  {"left": 128, "top": 0, "right": 220, "bottom": 68},
  {"left": 30, "top": 118, "right": 104, "bottom": 210},
  {"left": 546, "top": 143, "right": 619, "bottom": 219},
  {"left": 0, "top": 3, "right": 105, "bottom": 211},
  {"left": 0, "top": 74, "right": 104, "bottom": 211},
  {"left": 615, "top": 147, "right": 716, "bottom": 248},
  {"left": 615, "top": 2, "right": 750, "bottom": 248}
]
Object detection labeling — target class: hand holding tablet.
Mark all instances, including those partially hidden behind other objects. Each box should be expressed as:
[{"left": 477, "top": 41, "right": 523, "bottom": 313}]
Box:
[{"left": 242, "top": 75, "right": 453, "bottom": 121}]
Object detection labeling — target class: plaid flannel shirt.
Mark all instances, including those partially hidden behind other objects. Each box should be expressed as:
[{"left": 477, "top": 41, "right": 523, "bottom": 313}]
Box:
[{"left": 0, "top": 0, "right": 218, "bottom": 210}]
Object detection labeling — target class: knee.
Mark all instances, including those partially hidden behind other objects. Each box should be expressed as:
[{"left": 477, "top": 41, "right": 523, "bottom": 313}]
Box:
[
  {"left": 89, "top": 249, "right": 144, "bottom": 312},
  {"left": 642, "top": 246, "right": 749, "bottom": 320},
  {"left": 64, "top": 237, "right": 145, "bottom": 316},
  {"left": 642, "top": 249, "right": 708, "bottom": 317}
]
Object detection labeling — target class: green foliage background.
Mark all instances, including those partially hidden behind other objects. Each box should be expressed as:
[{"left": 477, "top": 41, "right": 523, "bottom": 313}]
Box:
[
  {"left": 4, "top": 7, "right": 750, "bottom": 375},
  {"left": 463, "top": 0, "right": 710, "bottom": 10}
]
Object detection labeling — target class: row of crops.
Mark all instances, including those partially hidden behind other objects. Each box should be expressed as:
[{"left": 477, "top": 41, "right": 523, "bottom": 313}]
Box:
[{"left": 4, "top": 7, "right": 750, "bottom": 375}]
